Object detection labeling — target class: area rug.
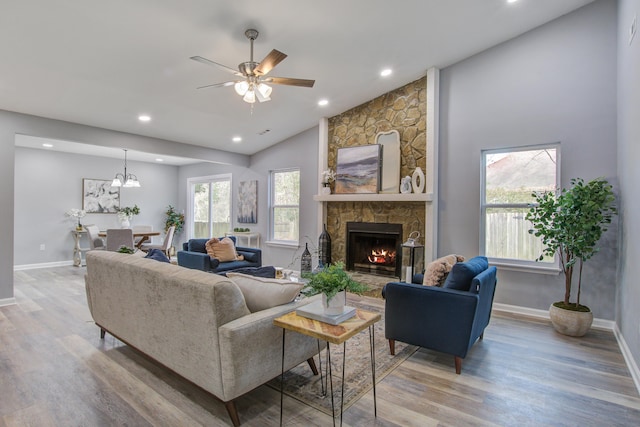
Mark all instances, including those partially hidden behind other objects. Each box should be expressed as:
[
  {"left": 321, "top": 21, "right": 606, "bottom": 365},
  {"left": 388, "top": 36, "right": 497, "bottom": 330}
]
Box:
[{"left": 267, "top": 300, "right": 417, "bottom": 415}]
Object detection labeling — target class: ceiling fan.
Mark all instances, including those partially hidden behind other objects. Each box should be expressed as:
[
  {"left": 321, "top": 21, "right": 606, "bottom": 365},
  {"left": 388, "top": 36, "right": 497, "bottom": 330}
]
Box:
[{"left": 190, "top": 29, "right": 315, "bottom": 104}]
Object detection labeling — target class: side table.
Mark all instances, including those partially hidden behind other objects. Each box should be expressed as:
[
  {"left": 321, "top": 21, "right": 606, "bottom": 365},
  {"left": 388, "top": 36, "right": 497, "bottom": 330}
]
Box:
[
  {"left": 274, "top": 308, "right": 381, "bottom": 426},
  {"left": 71, "top": 230, "right": 89, "bottom": 267},
  {"left": 224, "top": 231, "right": 260, "bottom": 248}
]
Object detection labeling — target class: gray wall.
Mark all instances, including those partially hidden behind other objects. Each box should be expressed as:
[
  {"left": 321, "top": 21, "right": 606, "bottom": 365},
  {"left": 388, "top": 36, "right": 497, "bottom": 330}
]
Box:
[
  {"left": 177, "top": 126, "right": 320, "bottom": 268},
  {"left": 14, "top": 147, "right": 179, "bottom": 266},
  {"left": 0, "top": 109, "right": 248, "bottom": 302},
  {"left": 617, "top": 0, "right": 640, "bottom": 371},
  {"left": 439, "top": 0, "right": 618, "bottom": 319}
]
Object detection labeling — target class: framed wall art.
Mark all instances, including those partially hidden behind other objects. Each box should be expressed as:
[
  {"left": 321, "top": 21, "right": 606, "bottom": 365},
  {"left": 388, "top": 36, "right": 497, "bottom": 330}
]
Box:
[
  {"left": 335, "top": 144, "right": 382, "bottom": 194},
  {"left": 237, "top": 180, "right": 257, "bottom": 223},
  {"left": 82, "top": 179, "right": 120, "bottom": 213}
]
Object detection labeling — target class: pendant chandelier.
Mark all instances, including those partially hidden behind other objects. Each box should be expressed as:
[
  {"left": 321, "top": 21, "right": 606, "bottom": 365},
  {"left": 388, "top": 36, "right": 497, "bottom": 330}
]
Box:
[{"left": 111, "top": 149, "right": 140, "bottom": 188}]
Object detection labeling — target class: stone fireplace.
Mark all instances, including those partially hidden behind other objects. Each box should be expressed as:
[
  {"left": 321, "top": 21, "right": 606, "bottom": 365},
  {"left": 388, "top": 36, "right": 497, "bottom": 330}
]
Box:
[
  {"left": 346, "top": 222, "right": 402, "bottom": 277},
  {"left": 319, "top": 76, "right": 430, "bottom": 292}
]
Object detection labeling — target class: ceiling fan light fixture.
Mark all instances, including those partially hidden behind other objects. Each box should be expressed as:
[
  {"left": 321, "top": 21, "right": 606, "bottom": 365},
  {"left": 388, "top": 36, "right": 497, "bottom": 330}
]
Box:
[
  {"left": 257, "top": 83, "right": 272, "bottom": 98},
  {"left": 234, "top": 81, "right": 249, "bottom": 96},
  {"left": 243, "top": 89, "right": 256, "bottom": 103}
]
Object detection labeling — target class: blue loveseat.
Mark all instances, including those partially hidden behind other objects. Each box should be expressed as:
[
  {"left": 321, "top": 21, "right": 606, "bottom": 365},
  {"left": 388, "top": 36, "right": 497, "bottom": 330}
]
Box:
[
  {"left": 177, "top": 237, "right": 262, "bottom": 274},
  {"left": 383, "top": 256, "right": 497, "bottom": 374}
]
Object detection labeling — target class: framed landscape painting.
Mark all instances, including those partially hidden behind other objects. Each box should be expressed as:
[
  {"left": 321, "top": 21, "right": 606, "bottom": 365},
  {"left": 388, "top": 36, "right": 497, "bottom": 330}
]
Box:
[
  {"left": 335, "top": 145, "right": 382, "bottom": 194},
  {"left": 237, "top": 180, "right": 257, "bottom": 223},
  {"left": 82, "top": 179, "right": 120, "bottom": 213}
]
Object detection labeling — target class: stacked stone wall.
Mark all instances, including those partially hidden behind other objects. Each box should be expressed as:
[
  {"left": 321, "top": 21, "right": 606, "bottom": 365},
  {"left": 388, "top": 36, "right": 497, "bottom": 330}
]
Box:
[{"left": 326, "top": 77, "right": 427, "bottom": 268}]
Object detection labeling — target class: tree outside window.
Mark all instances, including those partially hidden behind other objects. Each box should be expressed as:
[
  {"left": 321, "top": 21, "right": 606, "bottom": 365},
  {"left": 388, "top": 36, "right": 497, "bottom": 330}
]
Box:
[{"left": 481, "top": 145, "right": 559, "bottom": 268}]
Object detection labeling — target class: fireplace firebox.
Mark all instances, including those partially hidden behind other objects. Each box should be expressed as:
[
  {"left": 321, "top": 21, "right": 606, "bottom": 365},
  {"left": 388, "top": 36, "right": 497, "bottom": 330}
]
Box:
[{"left": 346, "top": 222, "right": 402, "bottom": 277}]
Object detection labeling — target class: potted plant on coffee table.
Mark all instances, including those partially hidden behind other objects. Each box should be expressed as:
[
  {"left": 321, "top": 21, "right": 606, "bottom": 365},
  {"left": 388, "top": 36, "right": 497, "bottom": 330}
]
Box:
[
  {"left": 302, "top": 262, "right": 368, "bottom": 315},
  {"left": 526, "top": 177, "right": 617, "bottom": 336}
]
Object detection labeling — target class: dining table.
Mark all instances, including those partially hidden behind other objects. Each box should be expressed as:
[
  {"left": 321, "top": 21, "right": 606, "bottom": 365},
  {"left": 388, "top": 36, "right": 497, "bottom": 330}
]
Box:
[{"left": 98, "top": 230, "right": 161, "bottom": 249}]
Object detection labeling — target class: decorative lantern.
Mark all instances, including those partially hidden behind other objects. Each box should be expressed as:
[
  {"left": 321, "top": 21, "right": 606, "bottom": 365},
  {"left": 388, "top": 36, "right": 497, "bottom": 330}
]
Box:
[
  {"left": 402, "top": 231, "right": 424, "bottom": 283},
  {"left": 301, "top": 243, "right": 312, "bottom": 275},
  {"left": 318, "top": 224, "right": 332, "bottom": 267}
]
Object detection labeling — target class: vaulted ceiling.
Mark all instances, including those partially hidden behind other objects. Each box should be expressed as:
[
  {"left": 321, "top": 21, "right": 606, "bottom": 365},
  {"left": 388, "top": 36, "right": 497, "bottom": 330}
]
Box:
[{"left": 1, "top": 0, "right": 595, "bottom": 157}]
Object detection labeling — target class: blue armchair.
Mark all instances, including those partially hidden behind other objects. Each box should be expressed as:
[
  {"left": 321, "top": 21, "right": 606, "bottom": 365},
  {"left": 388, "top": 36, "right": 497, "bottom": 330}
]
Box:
[
  {"left": 177, "top": 237, "right": 262, "bottom": 274},
  {"left": 383, "top": 256, "right": 497, "bottom": 374}
]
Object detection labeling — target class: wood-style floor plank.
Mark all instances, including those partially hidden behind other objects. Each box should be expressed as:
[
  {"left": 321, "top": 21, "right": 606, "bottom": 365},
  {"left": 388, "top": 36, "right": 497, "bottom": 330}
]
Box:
[{"left": 1, "top": 266, "right": 639, "bottom": 426}]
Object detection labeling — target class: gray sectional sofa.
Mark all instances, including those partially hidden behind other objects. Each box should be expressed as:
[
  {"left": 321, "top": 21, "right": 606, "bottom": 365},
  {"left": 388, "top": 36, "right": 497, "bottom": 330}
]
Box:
[{"left": 84, "top": 251, "right": 319, "bottom": 426}]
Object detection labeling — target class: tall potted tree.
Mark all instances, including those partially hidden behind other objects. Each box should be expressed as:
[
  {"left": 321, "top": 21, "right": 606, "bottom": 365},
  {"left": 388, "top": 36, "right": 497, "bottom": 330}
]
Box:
[{"left": 526, "top": 177, "right": 617, "bottom": 336}]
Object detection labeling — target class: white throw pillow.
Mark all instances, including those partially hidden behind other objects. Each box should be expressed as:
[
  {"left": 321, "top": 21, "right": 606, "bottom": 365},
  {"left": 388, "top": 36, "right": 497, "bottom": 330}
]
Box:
[{"left": 227, "top": 272, "right": 303, "bottom": 312}]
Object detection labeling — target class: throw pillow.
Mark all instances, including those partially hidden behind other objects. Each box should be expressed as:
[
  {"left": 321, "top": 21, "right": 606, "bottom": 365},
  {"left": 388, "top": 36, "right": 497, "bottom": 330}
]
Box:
[
  {"left": 144, "top": 248, "right": 170, "bottom": 263},
  {"left": 226, "top": 272, "right": 303, "bottom": 312},
  {"left": 442, "top": 256, "right": 489, "bottom": 291},
  {"left": 206, "top": 237, "right": 238, "bottom": 262},
  {"left": 422, "top": 254, "right": 465, "bottom": 286}
]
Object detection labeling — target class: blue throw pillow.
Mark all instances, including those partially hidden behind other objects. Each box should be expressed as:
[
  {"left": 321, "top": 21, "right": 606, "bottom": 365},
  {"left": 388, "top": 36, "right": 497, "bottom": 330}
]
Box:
[
  {"left": 221, "top": 266, "right": 275, "bottom": 278},
  {"left": 187, "top": 239, "right": 208, "bottom": 253},
  {"left": 442, "top": 256, "right": 488, "bottom": 291},
  {"left": 145, "top": 248, "right": 170, "bottom": 263}
]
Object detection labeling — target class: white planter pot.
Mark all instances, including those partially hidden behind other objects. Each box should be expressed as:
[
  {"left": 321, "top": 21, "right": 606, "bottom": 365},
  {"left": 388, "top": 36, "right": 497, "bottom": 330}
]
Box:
[
  {"left": 549, "top": 303, "right": 593, "bottom": 337},
  {"left": 322, "top": 290, "right": 346, "bottom": 315}
]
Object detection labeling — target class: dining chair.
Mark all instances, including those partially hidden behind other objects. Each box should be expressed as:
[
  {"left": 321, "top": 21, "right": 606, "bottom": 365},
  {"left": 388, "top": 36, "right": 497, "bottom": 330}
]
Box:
[
  {"left": 141, "top": 226, "right": 175, "bottom": 257},
  {"left": 84, "top": 224, "right": 105, "bottom": 250},
  {"left": 105, "top": 228, "right": 135, "bottom": 252},
  {"left": 132, "top": 225, "right": 153, "bottom": 246}
]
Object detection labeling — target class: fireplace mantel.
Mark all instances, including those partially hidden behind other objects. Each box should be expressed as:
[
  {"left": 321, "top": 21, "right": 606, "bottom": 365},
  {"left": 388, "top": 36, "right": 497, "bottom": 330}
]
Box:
[{"left": 313, "top": 192, "right": 433, "bottom": 202}]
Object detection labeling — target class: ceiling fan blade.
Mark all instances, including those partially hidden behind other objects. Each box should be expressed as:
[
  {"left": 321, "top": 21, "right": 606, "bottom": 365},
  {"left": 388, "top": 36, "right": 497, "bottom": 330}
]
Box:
[
  {"left": 254, "top": 49, "right": 287, "bottom": 76},
  {"left": 196, "top": 81, "right": 237, "bottom": 90},
  {"left": 265, "top": 77, "right": 315, "bottom": 88},
  {"left": 190, "top": 56, "right": 242, "bottom": 76}
]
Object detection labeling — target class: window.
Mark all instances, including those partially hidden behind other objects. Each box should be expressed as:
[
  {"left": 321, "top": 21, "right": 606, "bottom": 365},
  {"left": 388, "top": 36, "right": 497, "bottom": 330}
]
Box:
[
  {"left": 187, "top": 174, "right": 232, "bottom": 239},
  {"left": 480, "top": 144, "right": 560, "bottom": 270},
  {"left": 269, "top": 169, "right": 300, "bottom": 244}
]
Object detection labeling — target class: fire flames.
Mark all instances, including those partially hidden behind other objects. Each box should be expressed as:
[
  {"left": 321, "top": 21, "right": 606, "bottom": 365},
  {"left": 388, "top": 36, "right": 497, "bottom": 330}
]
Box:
[{"left": 368, "top": 248, "right": 396, "bottom": 265}]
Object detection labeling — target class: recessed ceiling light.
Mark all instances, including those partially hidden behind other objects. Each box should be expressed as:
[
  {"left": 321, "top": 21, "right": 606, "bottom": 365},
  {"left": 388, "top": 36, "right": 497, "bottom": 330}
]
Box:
[
  {"left": 507, "top": 0, "right": 518, "bottom": 3},
  {"left": 155, "top": 158, "right": 164, "bottom": 162},
  {"left": 318, "top": 99, "right": 329, "bottom": 106},
  {"left": 380, "top": 69, "right": 392, "bottom": 77},
  {"left": 138, "top": 115, "right": 151, "bottom": 122},
  {"left": 42, "top": 143, "right": 53, "bottom": 148},
  {"left": 232, "top": 136, "right": 242, "bottom": 143}
]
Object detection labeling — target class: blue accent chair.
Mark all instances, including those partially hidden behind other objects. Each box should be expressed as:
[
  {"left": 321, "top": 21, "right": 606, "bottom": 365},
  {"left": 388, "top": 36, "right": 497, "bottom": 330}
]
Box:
[
  {"left": 383, "top": 256, "right": 497, "bottom": 374},
  {"left": 177, "top": 237, "right": 262, "bottom": 274}
]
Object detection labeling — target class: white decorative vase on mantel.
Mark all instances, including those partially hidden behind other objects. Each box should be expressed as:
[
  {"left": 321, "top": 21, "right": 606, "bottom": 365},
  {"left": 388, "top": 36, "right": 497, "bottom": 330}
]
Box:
[{"left": 322, "top": 290, "right": 346, "bottom": 315}]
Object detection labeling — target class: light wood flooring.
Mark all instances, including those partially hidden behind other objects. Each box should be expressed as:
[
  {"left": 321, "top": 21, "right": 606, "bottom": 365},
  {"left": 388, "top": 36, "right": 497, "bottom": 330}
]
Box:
[{"left": 1, "top": 266, "right": 639, "bottom": 426}]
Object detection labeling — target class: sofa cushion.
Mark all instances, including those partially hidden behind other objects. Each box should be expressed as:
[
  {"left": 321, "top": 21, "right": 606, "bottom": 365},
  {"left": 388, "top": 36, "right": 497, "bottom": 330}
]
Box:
[
  {"left": 206, "top": 237, "right": 239, "bottom": 262},
  {"left": 187, "top": 238, "right": 208, "bottom": 253},
  {"left": 443, "top": 256, "right": 489, "bottom": 291},
  {"left": 226, "top": 272, "right": 303, "bottom": 312},
  {"left": 423, "top": 254, "right": 465, "bottom": 286},
  {"left": 221, "top": 266, "right": 276, "bottom": 278},
  {"left": 144, "top": 248, "right": 170, "bottom": 263}
]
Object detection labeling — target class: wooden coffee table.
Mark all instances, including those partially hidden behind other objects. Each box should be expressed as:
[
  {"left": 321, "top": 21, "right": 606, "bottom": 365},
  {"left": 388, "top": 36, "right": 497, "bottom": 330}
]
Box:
[{"left": 274, "top": 308, "right": 381, "bottom": 426}]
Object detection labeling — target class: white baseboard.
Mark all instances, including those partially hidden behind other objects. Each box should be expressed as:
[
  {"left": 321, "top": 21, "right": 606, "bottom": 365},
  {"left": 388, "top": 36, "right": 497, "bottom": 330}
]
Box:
[
  {"left": 614, "top": 324, "right": 640, "bottom": 395},
  {"left": 493, "top": 302, "right": 639, "bottom": 395},
  {"left": 492, "top": 302, "right": 615, "bottom": 330},
  {"left": 13, "top": 260, "right": 75, "bottom": 271},
  {"left": 0, "top": 297, "right": 16, "bottom": 307}
]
